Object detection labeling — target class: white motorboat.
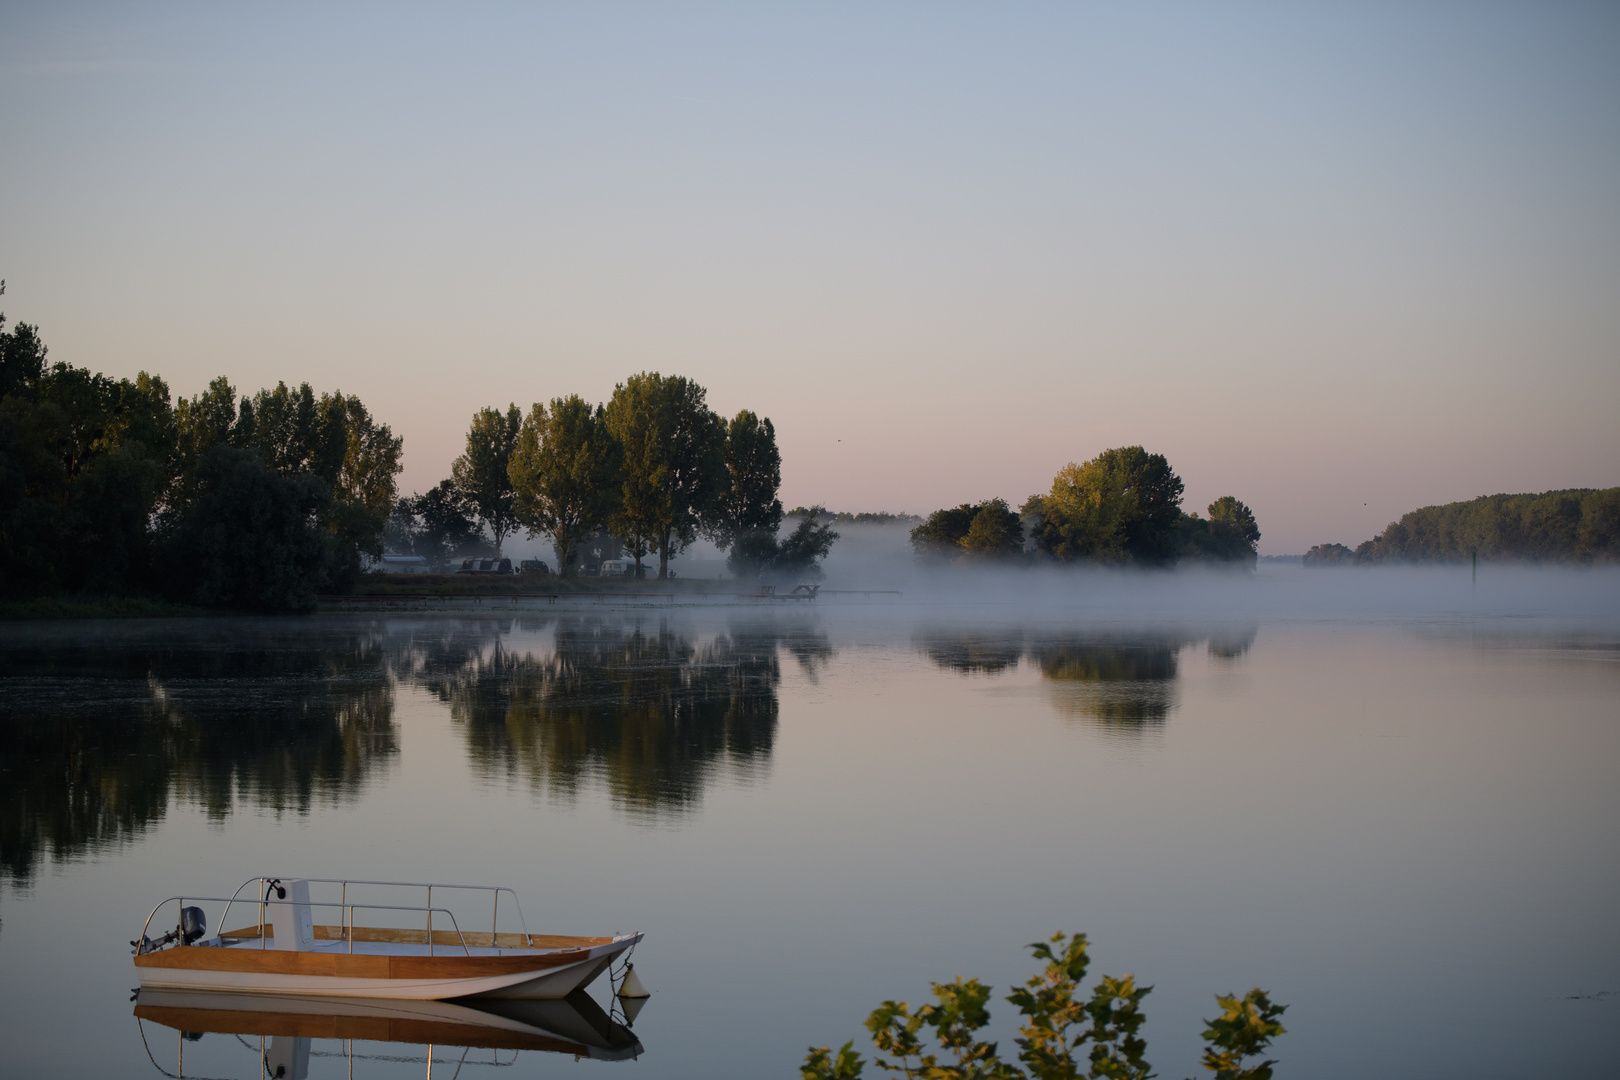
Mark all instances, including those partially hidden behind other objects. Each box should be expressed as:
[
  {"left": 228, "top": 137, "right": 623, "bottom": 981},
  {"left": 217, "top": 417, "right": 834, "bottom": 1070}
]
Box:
[{"left": 132, "top": 877, "right": 643, "bottom": 1001}]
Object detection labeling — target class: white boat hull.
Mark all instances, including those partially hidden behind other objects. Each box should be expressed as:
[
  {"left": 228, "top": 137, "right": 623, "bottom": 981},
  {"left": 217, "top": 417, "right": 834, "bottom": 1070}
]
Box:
[{"left": 134, "top": 933, "right": 640, "bottom": 1000}]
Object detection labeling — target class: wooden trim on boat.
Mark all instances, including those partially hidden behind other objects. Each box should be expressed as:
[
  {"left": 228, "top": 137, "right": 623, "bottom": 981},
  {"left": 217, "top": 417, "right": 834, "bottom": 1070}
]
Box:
[{"left": 133, "top": 947, "right": 592, "bottom": 979}]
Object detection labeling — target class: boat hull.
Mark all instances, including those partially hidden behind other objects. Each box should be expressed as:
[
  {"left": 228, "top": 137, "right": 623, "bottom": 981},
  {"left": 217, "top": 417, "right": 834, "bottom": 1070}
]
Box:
[
  {"left": 134, "top": 988, "right": 644, "bottom": 1060},
  {"left": 133, "top": 934, "right": 640, "bottom": 1000}
]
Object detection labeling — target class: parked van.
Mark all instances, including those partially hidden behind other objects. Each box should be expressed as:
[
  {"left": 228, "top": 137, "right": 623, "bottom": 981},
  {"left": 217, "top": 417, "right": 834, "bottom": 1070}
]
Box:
[
  {"left": 456, "top": 557, "right": 513, "bottom": 575},
  {"left": 518, "top": 559, "right": 551, "bottom": 576},
  {"left": 598, "top": 559, "right": 634, "bottom": 577}
]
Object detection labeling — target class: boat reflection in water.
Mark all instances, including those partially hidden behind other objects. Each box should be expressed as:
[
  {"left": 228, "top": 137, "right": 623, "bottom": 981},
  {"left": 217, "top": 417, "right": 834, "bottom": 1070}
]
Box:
[{"left": 133, "top": 987, "right": 643, "bottom": 1078}]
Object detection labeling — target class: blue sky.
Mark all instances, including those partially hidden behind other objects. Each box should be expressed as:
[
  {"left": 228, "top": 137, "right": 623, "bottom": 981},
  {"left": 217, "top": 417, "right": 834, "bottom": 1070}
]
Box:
[{"left": 3, "top": 1, "right": 1617, "bottom": 552}]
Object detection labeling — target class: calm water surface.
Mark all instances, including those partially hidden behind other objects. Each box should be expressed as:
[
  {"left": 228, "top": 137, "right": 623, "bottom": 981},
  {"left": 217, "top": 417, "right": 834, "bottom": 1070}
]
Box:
[{"left": 2, "top": 585, "right": 1617, "bottom": 1077}]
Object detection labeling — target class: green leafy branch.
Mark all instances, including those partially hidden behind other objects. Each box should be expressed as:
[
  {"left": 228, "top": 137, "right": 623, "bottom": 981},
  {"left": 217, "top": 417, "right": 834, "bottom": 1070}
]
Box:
[{"left": 803, "top": 933, "right": 1285, "bottom": 1080}]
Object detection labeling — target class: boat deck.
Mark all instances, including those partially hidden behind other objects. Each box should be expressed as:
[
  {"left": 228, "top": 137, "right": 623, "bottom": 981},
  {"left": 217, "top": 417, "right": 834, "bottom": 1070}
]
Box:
[{"left": 214, "top": 925, "right": 616, "bottom": 959}]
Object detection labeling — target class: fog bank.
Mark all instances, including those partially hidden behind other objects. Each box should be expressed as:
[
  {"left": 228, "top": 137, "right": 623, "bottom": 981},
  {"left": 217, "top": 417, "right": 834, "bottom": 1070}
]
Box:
[{"left": 810, "top": 524, "right": 1620, "bottom": 631}]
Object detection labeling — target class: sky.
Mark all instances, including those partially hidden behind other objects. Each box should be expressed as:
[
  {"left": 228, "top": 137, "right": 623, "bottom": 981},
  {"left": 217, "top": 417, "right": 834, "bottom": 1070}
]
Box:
[{"left": 2, "top": 1, "right": 1616, "bottom": 554}]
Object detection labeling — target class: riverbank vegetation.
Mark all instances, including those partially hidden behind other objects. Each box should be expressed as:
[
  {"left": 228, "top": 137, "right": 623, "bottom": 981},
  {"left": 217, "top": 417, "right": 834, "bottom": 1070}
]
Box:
[
  {"left": 801, "top": 932, "right": 1286, "bottom": 1080},
  {"left": 911, "top": 448, "right": 1261, "bottom": 569},
  {"left": 0, "top": 289, "right": 402, "bottom": 612},
  {"left": 392, "top": 372, "right": 837, "bottom": 582},
  {"left": 1, "top": 289, "right": 833, "bottom": 609},
  {"left": 1307, "top": 487, "right": 1620, "bottom": 565}
]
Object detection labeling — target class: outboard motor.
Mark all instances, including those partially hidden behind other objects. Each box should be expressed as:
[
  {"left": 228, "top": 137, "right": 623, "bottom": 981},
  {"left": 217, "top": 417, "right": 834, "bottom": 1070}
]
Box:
[
  {"left": 131, "top": 905, "right": 208, "bottom": 954},
  {"left": 181, "top": 906, "right": 207, "bottom": 945}
]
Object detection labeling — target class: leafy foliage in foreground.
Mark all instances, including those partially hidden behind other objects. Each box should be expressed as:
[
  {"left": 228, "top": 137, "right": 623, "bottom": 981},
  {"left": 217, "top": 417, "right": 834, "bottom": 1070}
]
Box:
[{"left": 802, "top": 933, "right": 1285, "bottom": 1080}]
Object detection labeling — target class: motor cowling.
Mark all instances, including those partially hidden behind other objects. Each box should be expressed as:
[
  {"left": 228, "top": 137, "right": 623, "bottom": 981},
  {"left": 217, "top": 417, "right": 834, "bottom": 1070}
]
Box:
[{"left": 181, "top": 906, "right": 207, "bottom": 944}]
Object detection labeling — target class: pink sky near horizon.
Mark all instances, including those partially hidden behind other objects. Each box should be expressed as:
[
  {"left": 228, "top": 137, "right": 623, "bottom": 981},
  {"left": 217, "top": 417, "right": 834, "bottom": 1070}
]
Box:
[{"left": 3, "top": 2, "right": 1616, "bottom": 553}]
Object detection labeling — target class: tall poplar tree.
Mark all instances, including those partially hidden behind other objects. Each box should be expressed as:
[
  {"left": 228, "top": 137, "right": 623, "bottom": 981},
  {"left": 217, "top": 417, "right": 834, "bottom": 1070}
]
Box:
[
  {"left": 709, "top": 409, "right": 784, "bottom": 559},
  {"left": 451, "top": 404, "right": 522, "bottom": 556},
  {"left": 508, "top": 395, "right": 621, "bottom": 576},
  {"left": 605, "top": 373, "right": 725, "bottom": 579}
]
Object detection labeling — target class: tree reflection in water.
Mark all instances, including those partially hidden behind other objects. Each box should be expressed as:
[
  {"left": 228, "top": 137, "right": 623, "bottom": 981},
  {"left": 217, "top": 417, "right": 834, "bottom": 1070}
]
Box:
[
  {"left": 912, "top": 629, "right": 1027, "bottom": 675},
  {"left": 0, "top": 622, "right": 396, "bottom": 889},
  {"left": 417, "top": 615, "right": 832, "bottom": 815},
  {"left": 913, "top": 624, "right": 1258, "bottom": 729}
]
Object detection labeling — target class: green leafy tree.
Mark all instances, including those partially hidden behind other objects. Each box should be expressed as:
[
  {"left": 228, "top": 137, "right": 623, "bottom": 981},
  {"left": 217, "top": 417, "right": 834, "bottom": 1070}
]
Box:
[
  {"left": 1301, "top": 543, "right": 1354, "bottom": 567},
  {"left": 0, "top": 297, "right": 177, "bottom": 598},
  {"left": 605, "top": 373, "right": 726, "bottom": 579},
  {"left": 0, "top": 289, "right": 49, "bottom": 397},
  {"left": 803, "top": 933, "right": 1284, "bottom": 1080},
  {"left": 711, "top": 409, "right": 785, "bottom": 560},
  {"left": 1197, "top": 989, "right": 1287, "bottom": 1080},
  {"left": 731, "top": 506, "right": 840, "bottom": 580},
  {"left": 159, "top": 445, "right": 337, "bottom": 611},
  {"left": 773, "top": 507, "right": 840, "bottom": 579},
  {"left": 1180, "top": 497, "right": 1261, "bottom": 565},
  {"left": 603, "top": 376, "right": 664, "bottom": 577},
  {"left": 910, "top": 504, "right": 981, "bottom": 561},
  {"left": 1207, "top": 497, "right": 1259, "bottom": 558},
  {"left": 1036, "top": 448, "right": 1185, "bottom": 566},
  {"left": 245, "top": 381, "right": 322, "bottom": 474},
  {"left": 177, "top": 378, "right": 400, "bottom": 586},
  {"left": 305, "top": 391, "right": 403, "bottom": 585},
  {"left": 508, "top": 395, "right": 622, "bottom": 577},
  {"left": 911, "top": 500, "right": 1024, "bottom": 562},
  {"left": 960, "top": 499, "right": 1025, "bottom": 558},
  {"left": 175, "top": 376, "right": 244, "bottom": 471},
  {"left": 451, "top": 404, "right": 523, "bottom": 556}
]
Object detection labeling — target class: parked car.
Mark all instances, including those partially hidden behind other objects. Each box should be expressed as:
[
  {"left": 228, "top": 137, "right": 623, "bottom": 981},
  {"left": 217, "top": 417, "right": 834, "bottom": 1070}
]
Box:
[
  {"left": 598, "top": 559, "right": 634, "bottom": 577},
  {"left": 456, "top": 557, "right": 513, "bottom": 574},
  {"left": 518, "top": 559, "right": 551, "bottom": 576}
]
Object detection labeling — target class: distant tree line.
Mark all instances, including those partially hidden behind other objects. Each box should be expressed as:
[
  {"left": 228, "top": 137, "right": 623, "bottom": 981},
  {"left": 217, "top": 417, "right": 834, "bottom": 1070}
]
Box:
[
  {"left": 0, "top": 290, "right": 401, "bottom": 610},
  {"left": 790, "top": 509, "right": 923, "bottom": 527},
  {"left": 389, "top": 372, "right": 837, "bottom": 580},
  {"left": 910, "top": 446, "right": 1260, "bottom": 568},
  {"left": 1305, "top": 487, "right": 1620, "bottom": 566}
]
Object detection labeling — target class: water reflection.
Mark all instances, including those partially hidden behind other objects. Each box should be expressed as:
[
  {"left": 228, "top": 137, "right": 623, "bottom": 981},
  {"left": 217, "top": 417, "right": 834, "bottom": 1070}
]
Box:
[
  {"left": 413, "top": 615, "right": 833, "bottom": 814},
  {"left": 1031, "top": 636, "right": 1184, "bottom": 724},
  {"left": 0, "top": 624, "right": 396, "bottom": 889},
  {"left": 133, "top": 988, "right": 642, "bottom": 1077},
  {"left": 911, "top": 629, "right": 1026, "bottom": 675},
  {"left": 0, "top": 614, "right": 839, "bottom": 886},
  {"left": 912, "top": 624, "right": 1258, "bottom": 728}
]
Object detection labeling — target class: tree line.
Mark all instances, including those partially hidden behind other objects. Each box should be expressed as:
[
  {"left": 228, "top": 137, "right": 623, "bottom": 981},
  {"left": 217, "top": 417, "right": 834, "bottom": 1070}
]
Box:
[
  {"left": 0, "top": 288, "right": 401, "bottom": 609},
  {"left": 1304, "top": 487, "right": 1620, "bottom": 566},
  {"left": 387, "top": 372, "right": 837, "bottom": 580},
  {"left": 910, "top": 446, "right": 1261, "bottom": 568}
]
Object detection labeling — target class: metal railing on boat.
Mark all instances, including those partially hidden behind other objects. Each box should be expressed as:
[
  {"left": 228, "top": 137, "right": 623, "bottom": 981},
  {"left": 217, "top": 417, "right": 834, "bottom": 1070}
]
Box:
[{"left": 214, "top": 876, "right": 533, "bottom": 955}]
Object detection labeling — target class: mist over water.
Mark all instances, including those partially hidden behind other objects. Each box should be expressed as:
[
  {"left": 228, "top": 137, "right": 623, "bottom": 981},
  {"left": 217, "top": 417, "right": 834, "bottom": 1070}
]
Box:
[{"left": 816, "top": 523, "right": 1620, "bottom": 630}]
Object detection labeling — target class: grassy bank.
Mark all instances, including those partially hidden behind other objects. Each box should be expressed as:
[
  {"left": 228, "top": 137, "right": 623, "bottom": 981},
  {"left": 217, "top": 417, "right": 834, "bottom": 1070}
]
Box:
[
  {"left": 0, "top": 575, "right": 738, "bottom": 620},
  {"left": 0, "top": 596, "right": 213, "bottom": 620},
  {"left": 348, "top": 573, "right": 734, "bottom": 597}
]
